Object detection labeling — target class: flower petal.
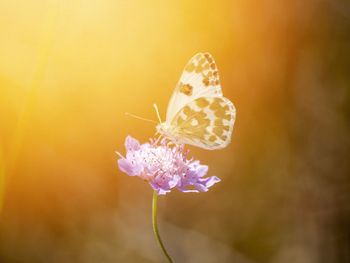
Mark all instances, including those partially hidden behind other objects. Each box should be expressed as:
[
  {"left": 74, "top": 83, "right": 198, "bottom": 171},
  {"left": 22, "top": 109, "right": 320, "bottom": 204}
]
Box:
[
  {"left": 168, "top": 174, "right": 181, "bottom": 188},
  {"left": 125, "top": 136, "right": 140, "bottom": 151},
  {"left": 117, "top": 136, "right": 221, "bottom": 194},
  {"left": 196, "top": 165, "right": 208, "bottom": 178},
  {"left": 150, "top": 181, "right": 171, "bottom": 195},
  {"left": 117, "top": 158, "right": 143, "bottom": 176},
  {"left": 200, "top": 176, "right": 221, "bottom": 188},
  {"left": 194, "top": 183, "right": 209, "bottom": 192}
]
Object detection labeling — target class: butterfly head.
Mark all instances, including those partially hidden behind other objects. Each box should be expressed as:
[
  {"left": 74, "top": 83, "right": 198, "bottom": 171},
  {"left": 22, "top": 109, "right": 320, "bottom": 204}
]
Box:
[
  {"left": 156, "top": 122, "right": 181, "bottom": 144},
  {"left": 156, "top": 122, "right": 170, "bottom": 136}
]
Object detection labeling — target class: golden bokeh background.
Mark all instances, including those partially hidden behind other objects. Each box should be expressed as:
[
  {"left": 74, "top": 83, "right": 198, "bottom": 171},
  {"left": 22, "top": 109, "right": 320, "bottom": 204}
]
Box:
[{"left": 1, "top": 0, "right": 350, "bottom": 262}]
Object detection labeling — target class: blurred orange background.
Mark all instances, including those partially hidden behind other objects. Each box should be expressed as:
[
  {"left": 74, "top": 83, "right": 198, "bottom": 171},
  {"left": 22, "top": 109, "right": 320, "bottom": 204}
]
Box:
[{"left": 1, "top": 0, "right": 350, "bottom": 262}]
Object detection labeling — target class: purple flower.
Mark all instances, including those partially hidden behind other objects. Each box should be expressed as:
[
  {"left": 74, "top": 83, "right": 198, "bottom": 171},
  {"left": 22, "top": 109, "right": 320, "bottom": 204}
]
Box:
[{"left": 117, "top": 136, "right": 221, "bottom": 195}]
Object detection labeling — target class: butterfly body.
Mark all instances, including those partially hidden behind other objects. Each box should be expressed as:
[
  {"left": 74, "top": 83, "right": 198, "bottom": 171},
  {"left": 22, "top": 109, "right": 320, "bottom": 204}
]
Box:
[
  {"left": 156, "top": 122, "right": 181, "bottom": 144},
  {"left": 157, "top": 52, "right": 236, "bottom": 150}
]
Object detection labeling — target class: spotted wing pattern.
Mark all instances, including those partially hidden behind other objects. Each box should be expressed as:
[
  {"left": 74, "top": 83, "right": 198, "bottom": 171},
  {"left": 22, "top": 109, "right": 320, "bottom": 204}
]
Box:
[
  {"left": 166, "top": 52, "right": 223, "bottom": 123},
  {"left": 170, "top": 96, "right": 236, "bottom": 150}
]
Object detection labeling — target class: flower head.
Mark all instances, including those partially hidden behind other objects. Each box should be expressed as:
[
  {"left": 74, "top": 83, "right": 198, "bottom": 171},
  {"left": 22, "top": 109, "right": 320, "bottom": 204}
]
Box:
[{"left": 117, "top": 136, "right": 220, "bottom": 195}]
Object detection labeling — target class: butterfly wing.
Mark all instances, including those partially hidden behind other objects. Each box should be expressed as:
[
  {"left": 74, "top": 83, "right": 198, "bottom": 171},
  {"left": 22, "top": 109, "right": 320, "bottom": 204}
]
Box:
[
  {"left": 166, "top": 52, "right": 223, "bottom": 123},
  {"left": 169, "top": 96, "right": 236, "bottom": 150}
]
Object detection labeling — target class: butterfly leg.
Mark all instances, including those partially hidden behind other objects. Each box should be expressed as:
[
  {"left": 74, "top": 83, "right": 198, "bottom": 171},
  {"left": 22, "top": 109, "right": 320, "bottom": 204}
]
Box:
[
  {"left": 154, "top": 134, "right": 163, "bottom": 145},
  {"left": 167, "top": 141, "right": 175, "bottom": 147}
]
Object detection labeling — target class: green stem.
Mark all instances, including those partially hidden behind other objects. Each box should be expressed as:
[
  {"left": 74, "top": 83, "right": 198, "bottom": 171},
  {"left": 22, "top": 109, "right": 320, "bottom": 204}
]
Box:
[{"left": 152, "top": 191, "right": 173, "bottom": 263}]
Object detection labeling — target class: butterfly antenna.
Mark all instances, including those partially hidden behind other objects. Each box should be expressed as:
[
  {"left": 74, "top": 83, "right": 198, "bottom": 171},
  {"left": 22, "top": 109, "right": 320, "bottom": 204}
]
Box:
[
  {"left": 153, "top": 103, "right": 162, "bottom": 123},
  {"left": 125, "top": 112, "right": 157, "bottom": 123}
]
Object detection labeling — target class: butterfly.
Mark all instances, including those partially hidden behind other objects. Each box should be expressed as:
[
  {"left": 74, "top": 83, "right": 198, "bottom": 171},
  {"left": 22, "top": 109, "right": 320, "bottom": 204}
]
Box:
[{"left": 155, "top": 52, "right": 236, "bottom": 150}]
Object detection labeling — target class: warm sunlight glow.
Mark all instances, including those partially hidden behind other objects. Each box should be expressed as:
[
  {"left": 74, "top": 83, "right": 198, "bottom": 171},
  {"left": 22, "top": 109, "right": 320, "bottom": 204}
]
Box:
[{"left": 1, "top": 1, "right": 349, "bottom": 262}]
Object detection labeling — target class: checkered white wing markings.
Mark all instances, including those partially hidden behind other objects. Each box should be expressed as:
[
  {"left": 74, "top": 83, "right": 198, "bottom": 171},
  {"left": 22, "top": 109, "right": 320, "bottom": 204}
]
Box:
[
  {"left": 166, "top": 52, "right": 223, "bottom": 122},
  {"left": 170, "top": 97, "right": 236, "bottom": 149},
  {"left": 162, "top": 52, "right": 236, "bottom": 150}
]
